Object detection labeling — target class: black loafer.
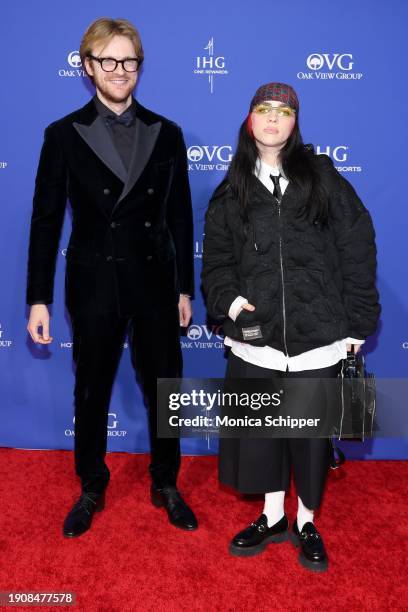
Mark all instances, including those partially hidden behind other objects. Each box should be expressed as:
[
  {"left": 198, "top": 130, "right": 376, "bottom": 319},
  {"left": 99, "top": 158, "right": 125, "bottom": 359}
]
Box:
[
  {"left": 151, "top": 485, "right": 198, "bottom": 531},
  {"left": 290, "top": 520, "right": 328, "bottom": 572},
  {"left": 229, "top": 514, "right": 289, "bottom": 557},
  {"left": 63, "top": 492, "right": 105, "bottom": 538}
]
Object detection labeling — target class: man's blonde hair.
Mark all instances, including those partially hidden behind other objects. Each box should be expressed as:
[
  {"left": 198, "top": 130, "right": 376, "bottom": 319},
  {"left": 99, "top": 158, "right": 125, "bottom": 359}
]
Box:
[{"left": 80, "top": 17, "right": 144, "bottom": 74}]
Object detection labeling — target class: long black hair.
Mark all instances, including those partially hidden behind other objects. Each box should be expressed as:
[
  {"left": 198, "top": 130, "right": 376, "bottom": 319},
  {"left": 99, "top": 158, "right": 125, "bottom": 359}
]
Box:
[{"left": 216, "top": 113, "right": 328, "bottom": 225}]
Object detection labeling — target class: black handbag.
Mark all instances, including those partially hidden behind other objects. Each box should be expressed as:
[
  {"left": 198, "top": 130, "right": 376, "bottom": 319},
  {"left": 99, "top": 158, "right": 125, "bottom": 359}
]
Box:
[{"left": 330, "top": 348, "right": 376, "bottom": 469}]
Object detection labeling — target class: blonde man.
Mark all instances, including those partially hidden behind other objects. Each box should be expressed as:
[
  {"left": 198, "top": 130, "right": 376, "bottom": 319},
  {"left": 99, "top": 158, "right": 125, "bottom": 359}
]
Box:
[{"left": 27, "top": 17, "right": 197, "bottom": 537}]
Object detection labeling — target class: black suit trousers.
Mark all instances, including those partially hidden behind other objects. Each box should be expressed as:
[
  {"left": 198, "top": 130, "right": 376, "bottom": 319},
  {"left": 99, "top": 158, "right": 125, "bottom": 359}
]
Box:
[
  {"left": 70, "top": 305, "right": 182, "bottom": 494},
  {"left": 219, "top": 352, "right": 342, "bottom": 509}
]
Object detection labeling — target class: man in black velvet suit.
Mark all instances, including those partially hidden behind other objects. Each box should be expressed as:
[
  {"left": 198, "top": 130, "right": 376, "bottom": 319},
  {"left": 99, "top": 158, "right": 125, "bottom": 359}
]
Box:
[{"left": 26, "top": 17, "right": 198, "bottom": 536}]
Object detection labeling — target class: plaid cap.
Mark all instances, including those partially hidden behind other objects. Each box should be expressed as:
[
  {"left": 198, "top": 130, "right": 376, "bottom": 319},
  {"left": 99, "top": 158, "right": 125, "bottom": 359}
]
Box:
[{"left": 250, "top": 82, "right": 299, "bottom": 112}]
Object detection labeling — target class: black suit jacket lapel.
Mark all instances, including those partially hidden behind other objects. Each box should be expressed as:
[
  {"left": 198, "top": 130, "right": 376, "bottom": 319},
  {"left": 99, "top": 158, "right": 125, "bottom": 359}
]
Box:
[
  {"left": 116, "top": 117, "right": 162, "bottom": 206},
  {"left": 71, "top": 99, "right": 162, "bottom": 207},
  {"left": 73, "top": 104, "right": 128, "bottom": 184}
]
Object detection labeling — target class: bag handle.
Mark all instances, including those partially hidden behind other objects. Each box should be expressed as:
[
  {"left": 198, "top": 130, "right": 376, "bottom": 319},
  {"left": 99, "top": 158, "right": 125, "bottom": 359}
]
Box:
[{"left": 330, "top": 437, "right": 346, "bottom": 469}]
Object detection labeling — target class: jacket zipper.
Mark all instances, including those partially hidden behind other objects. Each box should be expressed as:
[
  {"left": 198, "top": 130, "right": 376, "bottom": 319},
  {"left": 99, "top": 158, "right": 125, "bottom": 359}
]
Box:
[
  {"left": 251, "top": 199, "right": 289, "bottom": 355},
  {"left": 277, "top": 199, "right": 289, "bottom": 356},
  {"left": 253, "top": 224, "right": 258, "bottom": 251}
]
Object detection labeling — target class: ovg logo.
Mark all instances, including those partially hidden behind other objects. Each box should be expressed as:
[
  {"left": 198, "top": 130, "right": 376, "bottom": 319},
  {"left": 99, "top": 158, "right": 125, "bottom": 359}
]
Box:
[
  {"left": 306, "top": 54, "right": 325, "bottom": 70},
  {"left": 306, "top": 53, "right": 354, "bottom": 71},
  {"left": 58, "top": 50, "right": 86, "bottom": 78},
  {"left": 182, "top": 324, "right": 224, "bottom": 350},
  {"left": 187, "top": 145, "right": 233, "bottom": 172},
  {"left": 297, "top": 53, "right": 363, "bottom": 80},
  {"left": 0, "top": 323, "right": 12, "bottom": 348},
  {"left": 193, "top": 37, "right": 229, "bottom": 93},
  {"left": 107, "top": 412, "right": 127, "bottom": 437},
  {"left": 316, "top": 145, "right": 362, "bottom": 173},
  {"left": 67, "top": 50, "right": 82, "bottom": 68},
  {"left": 187, "top": 325, "right": 203, "bottom": 340},
  {"left": 189, "top": 147, "right": 204, "bottom": 162},
  {"left": 65, "top": 412, "right": 127, "bottom": 437}
]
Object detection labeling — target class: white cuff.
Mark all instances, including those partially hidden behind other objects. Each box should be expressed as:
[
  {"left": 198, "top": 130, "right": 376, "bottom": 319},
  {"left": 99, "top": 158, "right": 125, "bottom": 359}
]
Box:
[
  {"left": 345, "top": 337, "right": 365, "bottom": 345},
  {"left": 229, "top": 296, "right": 248, "bottom": 322}
]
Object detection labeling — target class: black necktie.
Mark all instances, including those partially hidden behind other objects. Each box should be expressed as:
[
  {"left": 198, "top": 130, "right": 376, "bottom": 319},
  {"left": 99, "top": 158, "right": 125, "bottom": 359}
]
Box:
[
  {"left": 270, "top": 174, "right": 282, "bottom": 202},
  {"left": 105, "top": 109, "right": 134, "bottom": 128}
]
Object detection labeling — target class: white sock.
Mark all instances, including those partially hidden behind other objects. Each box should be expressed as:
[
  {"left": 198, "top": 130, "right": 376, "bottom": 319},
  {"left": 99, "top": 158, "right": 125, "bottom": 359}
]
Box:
[
  {"left": 263, "top": 491, "right": 285, "bottom": 527},
  {"left": 297, "top": 496, "right": 314, "bottom": 531}
]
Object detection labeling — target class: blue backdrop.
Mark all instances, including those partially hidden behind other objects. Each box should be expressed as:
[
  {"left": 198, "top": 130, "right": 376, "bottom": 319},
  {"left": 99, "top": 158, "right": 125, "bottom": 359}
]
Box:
[{"left": 1, "top": 0, "right": 407, "bottom": 459}]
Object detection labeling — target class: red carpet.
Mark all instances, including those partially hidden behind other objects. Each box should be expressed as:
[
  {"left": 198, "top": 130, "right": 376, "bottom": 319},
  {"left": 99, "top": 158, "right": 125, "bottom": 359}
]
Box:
[{"left": 0, "top": 449, "right": 406, "bottom": 611}]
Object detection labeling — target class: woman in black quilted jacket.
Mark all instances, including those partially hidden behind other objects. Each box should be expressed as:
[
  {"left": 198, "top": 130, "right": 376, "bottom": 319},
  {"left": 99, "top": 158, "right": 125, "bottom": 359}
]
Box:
[{"left": 201, "top": 82, "right": 380, "bottom": 572}]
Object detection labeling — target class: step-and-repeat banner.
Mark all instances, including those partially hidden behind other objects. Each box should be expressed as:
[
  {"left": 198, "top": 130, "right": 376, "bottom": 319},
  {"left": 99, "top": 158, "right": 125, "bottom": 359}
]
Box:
[{"left": 1, "top": 0, "right": 407, "bottom": 459}]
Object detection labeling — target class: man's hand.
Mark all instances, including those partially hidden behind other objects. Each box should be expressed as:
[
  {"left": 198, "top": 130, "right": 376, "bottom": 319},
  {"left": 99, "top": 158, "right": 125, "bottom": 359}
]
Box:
[
  {"left": 27, "top": 304, "right": 53, "bottom": 344},
  {"left": 346, "top": 343, "right": 361, "bottom": 354},
  {"left": 178, "top": 295, "right": 192, "bottom": 327}
]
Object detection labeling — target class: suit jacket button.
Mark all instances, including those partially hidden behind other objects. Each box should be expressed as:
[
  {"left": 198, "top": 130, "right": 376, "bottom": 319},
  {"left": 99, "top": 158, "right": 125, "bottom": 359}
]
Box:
[
  {"left": 144, "top": 221, "right": 151, "bottom": 228},
  {"left": 103, "top": 188, "right": 111, "bottom": 195},
  {"left": 147, "top": 188, "right": 154, "bottom": 195},
  {"left": 106, "top": 255, "right": 113, "bottom": 262},
  {"left": 146, "top": 255, "right": 153, "bottom": 261},
  {"left": 110, "top": 221, "right": 117, "bottom": 229}
]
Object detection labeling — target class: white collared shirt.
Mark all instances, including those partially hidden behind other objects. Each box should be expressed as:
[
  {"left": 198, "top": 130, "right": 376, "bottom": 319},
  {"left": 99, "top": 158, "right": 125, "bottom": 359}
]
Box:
[{"left": 224, "top": 158, "right": 364, "bottom": 371}]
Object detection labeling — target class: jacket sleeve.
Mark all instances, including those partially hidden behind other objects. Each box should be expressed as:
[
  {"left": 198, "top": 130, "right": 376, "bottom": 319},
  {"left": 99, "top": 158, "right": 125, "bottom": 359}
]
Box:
[
  {"left": 165, "top": 127, "right": 194, "bottom": 298},
  {"left": 327, "top": 165, "right": 381, "bottom": 339},
  {"left": 26, "top": 124, "right": 67, "bottom": 305},
  {"left": 201, "top": 194, "right": 241, "bottom": 320}
]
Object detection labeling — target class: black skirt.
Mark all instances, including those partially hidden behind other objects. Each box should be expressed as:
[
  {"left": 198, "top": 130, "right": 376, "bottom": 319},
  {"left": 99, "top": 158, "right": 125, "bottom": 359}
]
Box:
[{"left": 218, "top": 352, "right": 342, "bottom": 508}]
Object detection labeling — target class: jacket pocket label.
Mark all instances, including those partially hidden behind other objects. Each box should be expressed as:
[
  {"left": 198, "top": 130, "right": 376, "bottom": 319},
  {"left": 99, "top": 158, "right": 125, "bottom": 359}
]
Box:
[{"left": 242, "top": 325, "right": 263, "bottom": 340}]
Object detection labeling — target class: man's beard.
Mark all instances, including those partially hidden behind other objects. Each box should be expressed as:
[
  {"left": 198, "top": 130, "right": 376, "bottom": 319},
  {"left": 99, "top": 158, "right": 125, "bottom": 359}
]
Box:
[{"left": 96, "top": 79, "right": 135, "bottom": 104}]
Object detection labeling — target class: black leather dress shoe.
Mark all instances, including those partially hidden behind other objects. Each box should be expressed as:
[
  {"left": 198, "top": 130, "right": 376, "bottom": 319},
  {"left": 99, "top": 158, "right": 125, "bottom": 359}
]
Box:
[
  {"left": 290, "top": 520, "right": 328, "bottom": 572},
  {"left": 229, "top": 514, "right": 289, "bottom": 557},
  {"left": 151, "top": 485, "right": 198, "bottom": 531},
  {"left": 63, "top": 492, "right": 105, "bottom": 538}
]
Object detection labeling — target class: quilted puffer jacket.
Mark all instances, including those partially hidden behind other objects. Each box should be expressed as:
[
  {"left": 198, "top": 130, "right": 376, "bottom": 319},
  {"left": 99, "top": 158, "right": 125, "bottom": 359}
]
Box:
[{"left": 201, "top": 154, "right": 381, "bottom": 357}]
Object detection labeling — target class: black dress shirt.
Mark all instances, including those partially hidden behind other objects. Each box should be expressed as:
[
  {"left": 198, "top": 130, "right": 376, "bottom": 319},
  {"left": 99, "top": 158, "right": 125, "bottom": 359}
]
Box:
[{"left": 93, "top": 95, "right": 137, "bottom": 171}]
